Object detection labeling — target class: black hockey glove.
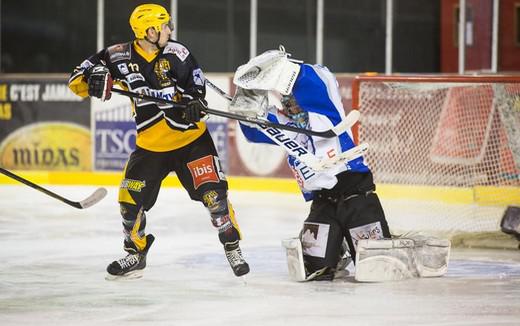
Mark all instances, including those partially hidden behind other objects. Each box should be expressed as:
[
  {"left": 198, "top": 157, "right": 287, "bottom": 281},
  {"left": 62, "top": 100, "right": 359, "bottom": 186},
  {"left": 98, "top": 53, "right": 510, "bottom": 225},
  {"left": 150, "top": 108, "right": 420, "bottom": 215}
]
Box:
[
  {"left": 184, "top": 99, "right": 207, "bottom": 123},
  {"left": 87, "top": 65, "right": 113, "bottom": 101}
]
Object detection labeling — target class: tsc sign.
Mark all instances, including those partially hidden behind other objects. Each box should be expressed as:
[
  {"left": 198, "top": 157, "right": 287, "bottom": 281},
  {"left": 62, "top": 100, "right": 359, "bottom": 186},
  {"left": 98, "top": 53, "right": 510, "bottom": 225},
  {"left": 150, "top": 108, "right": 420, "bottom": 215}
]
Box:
[{"left": 95, "top": 121, "right": 136, "bottom": 170}]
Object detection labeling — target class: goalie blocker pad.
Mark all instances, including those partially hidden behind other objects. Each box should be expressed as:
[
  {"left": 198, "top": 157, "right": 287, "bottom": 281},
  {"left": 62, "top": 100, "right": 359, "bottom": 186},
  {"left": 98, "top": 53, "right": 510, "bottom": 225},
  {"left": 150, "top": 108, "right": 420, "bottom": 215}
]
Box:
[{"left": 355, "top": 236, "right": 451, "bottom": 282}]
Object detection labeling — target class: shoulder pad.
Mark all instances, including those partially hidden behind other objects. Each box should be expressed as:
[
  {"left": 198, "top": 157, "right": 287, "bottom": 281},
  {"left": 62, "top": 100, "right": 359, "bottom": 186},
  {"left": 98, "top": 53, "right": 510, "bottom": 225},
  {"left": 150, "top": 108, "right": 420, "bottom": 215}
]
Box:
[
  {"left": 163, "top": 42, "right": 190, "bottom": 62},
  {"left": 107, "top": 43, "right": 132, "bottom": 63}
]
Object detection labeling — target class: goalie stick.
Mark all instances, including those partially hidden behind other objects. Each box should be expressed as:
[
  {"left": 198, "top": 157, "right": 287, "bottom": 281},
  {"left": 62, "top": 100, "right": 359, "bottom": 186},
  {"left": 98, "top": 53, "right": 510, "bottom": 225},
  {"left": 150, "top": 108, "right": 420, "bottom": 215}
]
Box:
[
  {"left": 205, "top": 80, "right": 368, "bottom": 171},
  {"left": 0, "top": 167, "right": 107, "bottom": 209},
  {"left": 110, "top": 88, "right": 350, "bottom": 138},
  {"left": 255, "top": 122, "right": 368, "bottom": 171}
]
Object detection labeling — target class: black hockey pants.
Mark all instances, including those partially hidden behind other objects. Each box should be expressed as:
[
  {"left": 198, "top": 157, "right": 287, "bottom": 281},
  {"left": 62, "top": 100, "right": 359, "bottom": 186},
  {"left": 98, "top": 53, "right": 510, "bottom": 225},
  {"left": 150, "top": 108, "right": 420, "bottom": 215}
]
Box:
[
  {"left": 302, "top": 171, "right": 391, "bottom": 274},
  {"left": 118, "top": 130, "right": 242, "bottom": 253}
]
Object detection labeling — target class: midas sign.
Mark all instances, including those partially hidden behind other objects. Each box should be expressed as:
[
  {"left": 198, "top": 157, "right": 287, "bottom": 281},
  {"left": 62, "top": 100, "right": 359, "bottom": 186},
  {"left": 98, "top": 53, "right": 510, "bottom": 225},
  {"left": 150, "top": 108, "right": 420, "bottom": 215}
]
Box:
[{"left": 0, "top": 122, "right": 91, "bottom": 170}]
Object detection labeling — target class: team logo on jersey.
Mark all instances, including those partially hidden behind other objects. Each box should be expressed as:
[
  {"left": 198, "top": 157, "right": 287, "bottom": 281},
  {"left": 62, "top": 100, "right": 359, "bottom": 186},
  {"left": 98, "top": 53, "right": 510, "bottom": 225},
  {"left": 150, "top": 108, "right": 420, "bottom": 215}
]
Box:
[
  {"left": 154, "top": 58, "right": 172, "bottom": 87},
  {"left": 117, "top": 63, "right": 129, "bottom": 75},
  {"left": 187, "top": 155, "right": 220, "bottom": 189},
  {"left": 192, "top": 68, "right": 205, "bottom": 86},
  {"left": 79, "top": 59, "right": 94, "bottom": 70},
  {"left": 126, "top": 73, "right": 145, "bottom": 83},
  {"left": 164, "top": 43, "right": 190, "bottom": 62},
  {"left": 326, "top": 148, "right": 336, "bottom": 158},
  {"left": 120, "top": 178, "right": 146, "bottom": 192},
  {"left": 202, "top": 190, "right": 219, "bottom": 210},
  {"left": 132, "top": 86, "right": 176, "bottom": 108},
  {"left": 108, "top": 43, "right": 131, "bottom": 62}
]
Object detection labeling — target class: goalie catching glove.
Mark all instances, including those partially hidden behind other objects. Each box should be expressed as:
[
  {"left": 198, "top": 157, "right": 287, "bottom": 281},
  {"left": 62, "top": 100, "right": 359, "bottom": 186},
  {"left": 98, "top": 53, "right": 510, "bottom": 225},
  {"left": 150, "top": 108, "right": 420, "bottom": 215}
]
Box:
[
  {"left": 233, "top": 45, "right": 301, "bottom": 95},
  {"left": 87, "top": 64, "right": 113, "bottom": 101},
  {"left": 228, "top": 87, "right": 268, "bottom": 118}
]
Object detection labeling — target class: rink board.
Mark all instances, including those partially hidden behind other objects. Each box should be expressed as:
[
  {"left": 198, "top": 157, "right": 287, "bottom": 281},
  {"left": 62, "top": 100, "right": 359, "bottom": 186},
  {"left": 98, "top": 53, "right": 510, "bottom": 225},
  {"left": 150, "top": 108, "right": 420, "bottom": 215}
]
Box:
[{"left": 0, "top": 170, "right": 518, "bottom": 206}]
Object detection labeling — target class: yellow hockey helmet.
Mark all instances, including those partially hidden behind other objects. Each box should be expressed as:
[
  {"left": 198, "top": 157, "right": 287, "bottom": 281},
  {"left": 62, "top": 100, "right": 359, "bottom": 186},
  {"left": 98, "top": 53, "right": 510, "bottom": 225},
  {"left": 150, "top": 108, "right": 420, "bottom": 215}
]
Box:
[{"left": 129, "top": 4, "right": 171, "bottom": 39}]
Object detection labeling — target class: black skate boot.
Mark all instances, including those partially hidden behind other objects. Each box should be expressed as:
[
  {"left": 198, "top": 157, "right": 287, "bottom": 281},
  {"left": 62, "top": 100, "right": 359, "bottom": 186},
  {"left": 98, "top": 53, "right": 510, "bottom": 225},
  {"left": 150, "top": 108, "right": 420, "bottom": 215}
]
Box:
[
  {"left": 106, "top": 234, "right": 155, "bottom": 280},
  {"left": 224, "top": 240, "right": 250, "bottom": 277}
]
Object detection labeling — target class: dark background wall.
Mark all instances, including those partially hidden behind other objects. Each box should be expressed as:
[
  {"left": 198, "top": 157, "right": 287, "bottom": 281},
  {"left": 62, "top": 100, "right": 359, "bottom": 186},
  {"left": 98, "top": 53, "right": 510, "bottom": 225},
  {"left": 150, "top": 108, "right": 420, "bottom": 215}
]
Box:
[
  {"left": 4, "top": 0, "right": 518, "bottom": 74},
  {"left": 1, "top": 0, "right": 97, "bottom": 73}
]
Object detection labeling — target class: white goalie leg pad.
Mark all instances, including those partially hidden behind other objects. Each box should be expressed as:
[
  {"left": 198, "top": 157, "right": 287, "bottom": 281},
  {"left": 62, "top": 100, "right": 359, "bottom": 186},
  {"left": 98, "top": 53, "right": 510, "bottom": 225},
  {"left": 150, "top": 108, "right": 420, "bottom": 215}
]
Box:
[
  {"left": 233, "top": 48, "right": 301, "bottom": 95},
  {"left": 412, "top": 235, "right": 451, "bottom": 277},
  {"left": 355, "top": 237, "right": 451, "bottom": 282},
  {"left": 281, "top": 238, "right": 307, "bottom": 282},
  {"left": 228, "top": 87, "right": 269, "bottom": 118},
  {"left": 355, "top": 239, "right": 417, "bottom": 282}
]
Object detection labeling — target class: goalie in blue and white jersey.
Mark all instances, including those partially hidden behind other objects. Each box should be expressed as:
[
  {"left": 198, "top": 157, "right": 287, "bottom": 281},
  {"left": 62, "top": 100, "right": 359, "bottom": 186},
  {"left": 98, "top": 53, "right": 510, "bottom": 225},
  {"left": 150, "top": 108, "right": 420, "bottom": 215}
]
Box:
[{"left": 230, "top": 49, "right": 392, "bottom": 281}]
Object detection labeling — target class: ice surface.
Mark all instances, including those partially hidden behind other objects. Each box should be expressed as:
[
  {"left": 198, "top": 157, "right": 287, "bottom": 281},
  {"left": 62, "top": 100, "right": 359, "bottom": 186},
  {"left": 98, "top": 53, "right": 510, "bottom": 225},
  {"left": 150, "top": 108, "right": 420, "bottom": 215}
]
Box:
[{"left": 0, "top": 185, "right": 519, "bottom": 325}]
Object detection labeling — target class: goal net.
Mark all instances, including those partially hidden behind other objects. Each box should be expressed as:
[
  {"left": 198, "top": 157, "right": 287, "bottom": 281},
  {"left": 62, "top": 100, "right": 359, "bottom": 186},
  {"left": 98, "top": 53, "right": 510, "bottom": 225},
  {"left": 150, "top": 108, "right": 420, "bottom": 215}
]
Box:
[{"left": 351, "top": 75, "right": 520, "bottom": 248}]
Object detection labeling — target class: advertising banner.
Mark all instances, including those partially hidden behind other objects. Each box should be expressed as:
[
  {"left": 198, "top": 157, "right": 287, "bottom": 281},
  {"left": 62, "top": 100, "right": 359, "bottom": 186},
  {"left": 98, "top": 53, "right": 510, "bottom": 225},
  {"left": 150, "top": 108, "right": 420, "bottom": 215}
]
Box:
[
  {"left": 93, "top": 95, "right": 136, "bottom": 171},
  {"left": 0, "top": 75, "right": 355, "bottom": 178},
  {"left": 0, "top": 78, "right": 91, "bottom": 171}
]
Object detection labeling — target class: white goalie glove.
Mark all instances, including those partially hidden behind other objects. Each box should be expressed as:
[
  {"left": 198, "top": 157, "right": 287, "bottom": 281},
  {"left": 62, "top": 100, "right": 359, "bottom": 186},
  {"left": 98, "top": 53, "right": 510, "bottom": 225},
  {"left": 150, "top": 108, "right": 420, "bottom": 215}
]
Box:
[
  {"left": 228, "top": 87, "right": 268, "bottom": 118},
  {"left": 233, "top": 46, "right": 301, "bottom": 95}
]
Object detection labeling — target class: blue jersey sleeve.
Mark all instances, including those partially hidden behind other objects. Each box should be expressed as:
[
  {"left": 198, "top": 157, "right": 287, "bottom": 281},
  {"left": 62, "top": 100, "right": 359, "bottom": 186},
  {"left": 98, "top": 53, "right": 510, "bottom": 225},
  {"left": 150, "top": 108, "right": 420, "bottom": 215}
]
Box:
[{"left": 238, "top": 113, "right": 278, "bottom": 145}]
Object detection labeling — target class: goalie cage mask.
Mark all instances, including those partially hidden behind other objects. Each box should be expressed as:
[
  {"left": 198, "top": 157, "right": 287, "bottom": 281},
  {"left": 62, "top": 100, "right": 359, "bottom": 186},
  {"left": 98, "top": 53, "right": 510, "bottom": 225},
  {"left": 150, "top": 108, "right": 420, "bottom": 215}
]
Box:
[{"left": 281, "top": 95, "right": 309, "bottom": 129}]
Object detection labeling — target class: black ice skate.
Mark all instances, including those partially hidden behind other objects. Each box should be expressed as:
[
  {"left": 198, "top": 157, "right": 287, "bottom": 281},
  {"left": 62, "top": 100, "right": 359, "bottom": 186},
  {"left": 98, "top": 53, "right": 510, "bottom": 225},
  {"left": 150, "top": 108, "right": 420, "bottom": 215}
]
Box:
[
  {"left": 224, "top": 240, "right": 250, "bottom": 277},
  {"left": 106, "top": 234, "right": 155, "bottom": 280}
]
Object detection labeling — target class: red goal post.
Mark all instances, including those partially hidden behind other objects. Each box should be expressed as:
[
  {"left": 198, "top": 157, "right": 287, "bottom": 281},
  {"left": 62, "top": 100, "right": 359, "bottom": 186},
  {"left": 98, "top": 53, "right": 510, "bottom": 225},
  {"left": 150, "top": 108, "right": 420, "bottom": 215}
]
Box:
[{"left": 350, "top": 75, "right": 520, "bottom": 247}]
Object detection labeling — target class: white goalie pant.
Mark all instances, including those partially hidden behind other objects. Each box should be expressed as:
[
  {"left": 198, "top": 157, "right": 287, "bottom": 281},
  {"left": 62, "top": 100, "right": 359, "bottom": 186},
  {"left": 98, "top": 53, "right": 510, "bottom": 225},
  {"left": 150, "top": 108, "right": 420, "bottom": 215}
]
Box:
[{"left": 355, "top": 235, "right": 451, "bottom": 282}]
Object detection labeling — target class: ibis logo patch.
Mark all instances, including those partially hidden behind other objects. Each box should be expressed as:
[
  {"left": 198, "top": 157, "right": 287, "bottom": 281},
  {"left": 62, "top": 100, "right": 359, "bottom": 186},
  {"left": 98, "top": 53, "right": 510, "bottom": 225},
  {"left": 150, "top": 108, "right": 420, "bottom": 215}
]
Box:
[
  {"left": 187, "top": 155, "right": 220, "bottom": 189},
  {"left": 0, "top": 122, "right": 91, "bottom": 170}
]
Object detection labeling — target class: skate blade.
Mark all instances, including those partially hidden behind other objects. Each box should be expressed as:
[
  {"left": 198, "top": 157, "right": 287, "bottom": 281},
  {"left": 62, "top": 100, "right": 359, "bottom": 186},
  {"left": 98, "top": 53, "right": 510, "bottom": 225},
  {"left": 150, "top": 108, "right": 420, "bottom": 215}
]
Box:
[{"left": 105, "top": 270, "right": 144, "bottom": 281}]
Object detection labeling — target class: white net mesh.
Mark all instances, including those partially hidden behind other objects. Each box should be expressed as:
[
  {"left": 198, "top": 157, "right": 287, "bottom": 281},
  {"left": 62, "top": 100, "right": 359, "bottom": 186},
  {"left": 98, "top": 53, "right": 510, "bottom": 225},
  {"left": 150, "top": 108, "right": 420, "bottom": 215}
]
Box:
[{"left": 355, "top": 77, "right": 520, "bottom": 247}]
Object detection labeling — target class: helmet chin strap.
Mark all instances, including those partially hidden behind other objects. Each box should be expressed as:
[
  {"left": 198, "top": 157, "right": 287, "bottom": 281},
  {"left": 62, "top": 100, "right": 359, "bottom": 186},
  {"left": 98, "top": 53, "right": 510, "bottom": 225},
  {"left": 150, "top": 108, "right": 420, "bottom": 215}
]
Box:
[{"left": 144, "top": 30, "right": 163, "bottom": 49}]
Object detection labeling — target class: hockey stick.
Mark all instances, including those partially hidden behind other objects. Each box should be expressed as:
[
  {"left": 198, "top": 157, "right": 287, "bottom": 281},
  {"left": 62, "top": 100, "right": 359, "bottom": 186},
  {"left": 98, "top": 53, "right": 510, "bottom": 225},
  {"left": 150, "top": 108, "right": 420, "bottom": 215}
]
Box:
[
  {"left": 110, "top": 88, "right": 350, "bottom": 138},
  {"left": 206, "top": 80, "right": 233, "bottom": 101},
  {"left": 257, "top": 123, "right": 368, "bottom": 171},
  {"left": 206, "top": 80, "right": 368, "bottom": 171},
  {"left": 0, "top": 167, "right": 107, "bottom": 209}
]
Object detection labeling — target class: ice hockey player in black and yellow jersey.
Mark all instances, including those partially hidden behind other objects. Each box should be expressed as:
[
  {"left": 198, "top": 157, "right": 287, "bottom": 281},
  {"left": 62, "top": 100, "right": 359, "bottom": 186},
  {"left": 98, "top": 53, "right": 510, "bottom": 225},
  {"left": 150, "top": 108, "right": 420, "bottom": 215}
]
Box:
[{"left": 68, "top": 3, "right": 249, "bottom": 279}]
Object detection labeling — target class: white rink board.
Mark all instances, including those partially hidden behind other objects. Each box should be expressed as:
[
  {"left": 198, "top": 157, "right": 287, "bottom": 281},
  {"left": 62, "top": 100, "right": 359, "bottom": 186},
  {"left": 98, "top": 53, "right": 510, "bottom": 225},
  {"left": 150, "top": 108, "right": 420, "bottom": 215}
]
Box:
[{"left": 0, "top": 185, "right": 519, "bottom": 326}]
